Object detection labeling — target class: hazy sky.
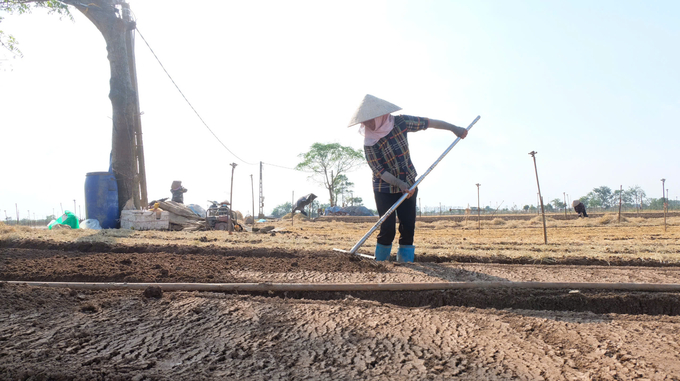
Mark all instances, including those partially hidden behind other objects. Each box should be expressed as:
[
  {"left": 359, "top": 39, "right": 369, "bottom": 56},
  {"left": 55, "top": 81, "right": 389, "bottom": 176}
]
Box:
[{"left": 1, "top": 0, "right": 678, "bottom": 221}]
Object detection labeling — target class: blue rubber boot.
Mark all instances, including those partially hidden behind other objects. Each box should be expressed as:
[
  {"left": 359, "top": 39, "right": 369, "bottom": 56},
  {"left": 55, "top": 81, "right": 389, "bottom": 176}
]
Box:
[
  {"left": 374, "top": 243, "right": 392, "bottom": 261},
  {"left": 397, "top": 245, "right": 415, "bottom": 263}
]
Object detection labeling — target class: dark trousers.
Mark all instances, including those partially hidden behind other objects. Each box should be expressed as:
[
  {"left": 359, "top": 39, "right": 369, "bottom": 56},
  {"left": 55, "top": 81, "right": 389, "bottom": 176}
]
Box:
[
  {"left": 374, "top": 188, "right": 418, "bottom": 246},
  {"left": 574, "top": 203, "right": 588, "bottom": 217}
]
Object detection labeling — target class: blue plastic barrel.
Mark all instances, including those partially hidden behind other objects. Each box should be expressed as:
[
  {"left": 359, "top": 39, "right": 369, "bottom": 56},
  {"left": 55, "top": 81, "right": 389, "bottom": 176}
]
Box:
[{"left": 84, "top": 172, "right": 119, "bottom": 229}]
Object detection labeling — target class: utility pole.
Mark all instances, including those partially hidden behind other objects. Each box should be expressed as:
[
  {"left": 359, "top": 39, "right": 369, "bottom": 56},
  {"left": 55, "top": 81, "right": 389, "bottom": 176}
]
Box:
[
  {"left": 529, "top": 151, "right": 548, "bottom": 244},
  {"left": 567, "top": 194, "right": 570, "bottom": 216},
  {"left": 15, "top": 204, "right": 19, "bottom": 226},
  {"left": 73, "top": 199, "right": 76, "bottom": 215},
  {"left": 563, "top": 192, "right": 567, "bottom": 220},
  {"left": 476, "top": 183, "right": 481, "bottom": 233},
  {"left": 661, "top": 178, "right": 666, "bottom": 232},
  {"left": 250, "top": 174, "right": 255, "bottom": 229},
  {"left": 28, "top": 210, "right": 30, "bottom": 227},
  {"left": 618, "top": 185, "right": 623, "bottom": 223},
  {"left": 418, "top": 198, "right": 422, "bottom": 217},
  {"left": 123, "top": 2, "right": 147, "bottom": 209},
  {"left": 291, "top": 191, "right": 294, "bottom": 227},
  {"left": 228, "top": 163, "right": 237, "bottom": 234},
  {"left": 258, "top": 161, "right": 265, "bottom": 218}
]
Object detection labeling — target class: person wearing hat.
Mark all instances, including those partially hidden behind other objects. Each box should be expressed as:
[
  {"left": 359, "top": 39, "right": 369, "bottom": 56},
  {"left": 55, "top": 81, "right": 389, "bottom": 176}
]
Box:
[
  {"left": 572, "top": 199, "right": 588, "bottom": 217},
  {"left": 348, "top": 94, "right": 468, "bottom": 262},
  {"left": 170, "top": 181, "right": 188, "bottom": 204}
]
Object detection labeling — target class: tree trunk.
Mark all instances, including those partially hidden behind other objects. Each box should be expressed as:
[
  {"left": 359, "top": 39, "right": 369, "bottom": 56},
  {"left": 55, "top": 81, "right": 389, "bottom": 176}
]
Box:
[
  {"left": 327, "top": 171, "right": 335, "bottom": 207},
  {"left": 67, "top": 0, "right": 139, "bottom": 212}
]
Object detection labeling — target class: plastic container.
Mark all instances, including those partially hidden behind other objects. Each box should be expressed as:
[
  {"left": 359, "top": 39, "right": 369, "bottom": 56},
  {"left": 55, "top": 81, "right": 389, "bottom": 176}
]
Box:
[{"left": 84, "top": 172, "right": 119, "bottom": 229}]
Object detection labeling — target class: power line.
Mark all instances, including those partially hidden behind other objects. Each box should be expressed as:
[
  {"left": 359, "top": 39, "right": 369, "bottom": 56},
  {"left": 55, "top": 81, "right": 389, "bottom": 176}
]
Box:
[
  {"left": 135, "top": 27, "right": 256, "bottom": 166},
  {"left": 262, "top": 161, "right": 312, "bottom": 173},
  {"left": 135, "top": 29, "right": 319, "bottom": 176}
]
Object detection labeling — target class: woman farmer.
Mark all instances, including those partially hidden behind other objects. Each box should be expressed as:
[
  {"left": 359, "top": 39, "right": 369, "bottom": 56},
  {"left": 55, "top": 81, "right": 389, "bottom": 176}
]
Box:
[
  {"left": 348, "top": 94, "right": 468, "bottom": 262},
  {"left": 572, "top": 199, "right": 588, "bottom": 217}
]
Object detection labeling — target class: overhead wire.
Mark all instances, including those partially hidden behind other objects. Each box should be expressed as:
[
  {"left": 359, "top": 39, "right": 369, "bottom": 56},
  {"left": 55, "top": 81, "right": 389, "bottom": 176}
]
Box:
[
  {"left": 135, "top": 27, "right": 257, "bottom": 166},
  {"left": 262, "top": 161, "right": 313, "bottom": 173},
  {"left": 134, "top": 26, "right": 322, "bottom": 179}
]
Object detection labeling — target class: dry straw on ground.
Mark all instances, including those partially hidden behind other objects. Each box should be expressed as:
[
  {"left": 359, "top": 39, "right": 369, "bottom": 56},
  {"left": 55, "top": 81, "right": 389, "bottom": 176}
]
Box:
[{"left": 1, "top": 214, "right": 678, "bottom": 264}]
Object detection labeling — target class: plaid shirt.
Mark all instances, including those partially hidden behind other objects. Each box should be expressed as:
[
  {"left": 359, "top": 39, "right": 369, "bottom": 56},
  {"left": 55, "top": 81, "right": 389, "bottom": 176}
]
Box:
[{"left": 365, "top": 115, "right": 429, "bottom": 193}]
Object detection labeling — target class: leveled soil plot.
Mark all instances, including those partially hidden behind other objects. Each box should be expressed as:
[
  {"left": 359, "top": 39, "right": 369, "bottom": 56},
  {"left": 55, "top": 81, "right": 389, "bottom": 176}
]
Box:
[
  {"left": 2, "top": 283, "right": 680, "bottom": 380},
  {"left": 1, "top": 220, "right": 679, "bottom": 380}
]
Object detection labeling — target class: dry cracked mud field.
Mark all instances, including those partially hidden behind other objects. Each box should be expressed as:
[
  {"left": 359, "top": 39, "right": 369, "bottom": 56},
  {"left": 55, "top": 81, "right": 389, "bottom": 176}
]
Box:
[{"left": 1, "top": 213, "right": 679, "bottom": 380}]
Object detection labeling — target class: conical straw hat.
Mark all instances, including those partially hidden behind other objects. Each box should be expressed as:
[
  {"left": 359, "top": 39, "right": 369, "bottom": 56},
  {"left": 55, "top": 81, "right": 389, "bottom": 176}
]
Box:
[{"left": 347, "top": 94, "right": 402, "bottom": 127}]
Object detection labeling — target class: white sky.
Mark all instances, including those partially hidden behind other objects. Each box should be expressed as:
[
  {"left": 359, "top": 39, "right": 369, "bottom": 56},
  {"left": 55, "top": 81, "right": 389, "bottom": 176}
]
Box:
[{"left": 1, "top": 0, "right": 679, "bottom": 221}]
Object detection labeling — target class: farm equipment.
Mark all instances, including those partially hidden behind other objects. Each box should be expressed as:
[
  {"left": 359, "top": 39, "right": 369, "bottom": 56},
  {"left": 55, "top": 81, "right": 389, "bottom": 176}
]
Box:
[{"left": 205, "top": 200, "right": 243, "bottom": 231}]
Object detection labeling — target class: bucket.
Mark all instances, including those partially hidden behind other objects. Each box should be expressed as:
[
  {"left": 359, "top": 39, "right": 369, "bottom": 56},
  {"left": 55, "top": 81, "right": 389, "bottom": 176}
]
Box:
[{"left": 84, "top": 172, "right": 119, "bottom": 229}]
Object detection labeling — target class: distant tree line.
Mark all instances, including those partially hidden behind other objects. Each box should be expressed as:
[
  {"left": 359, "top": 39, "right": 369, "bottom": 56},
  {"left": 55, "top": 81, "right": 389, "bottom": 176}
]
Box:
[
  {"left": 265, "top": 184, "right": 675, "bottom": 218},
  {"left": 575, "top": 185, "right": 677, "bottom": 211}
]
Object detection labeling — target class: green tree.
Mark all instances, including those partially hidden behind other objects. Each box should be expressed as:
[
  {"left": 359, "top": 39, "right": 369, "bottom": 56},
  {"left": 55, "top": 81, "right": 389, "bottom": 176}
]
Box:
[
  {"left": 1, "top": 1, "right": 71, "bottom": 57},
  {"left": 2, "top": 0, "right": 147, "bottom": 212},
  {"left": 296, "top": 143, "right": 364, "bottom": 207},
  {"left": 346, "top": 196, "right": 363, "bottom": 206},
  {"left": 271, "top": 202, "right": 291, "bottom": 218},
  {"left": 612, "top": 188, "right": 633, "bottom": 208},
  {"left": 333, "top": 174, "right": 353, "bottom": 206},
  {"left": 523, "top": 205, "right": 530, "bottom": 212},
  {"left": 586, "top": 186, "right": 614, "bottom": 209},
  {"left": 626, "top": 185, "right": 646, "bottom": 209},
  {"left": 551, "top": 198, "right": 565, "bottom": 210},
  {"left": 334, "top": 175, "right": 363, "bottom": 207}
]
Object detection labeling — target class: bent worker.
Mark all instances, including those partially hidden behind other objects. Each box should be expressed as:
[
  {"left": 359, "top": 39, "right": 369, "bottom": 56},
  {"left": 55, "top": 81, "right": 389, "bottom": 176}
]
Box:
[
  {"left": 348, "top": 94, "right": 468, "bottom": 262},
  {"left": 170, "top": 181, "right": 188, "bottom": 204},
  {"left": 572, "top": 199, "right": 588, "bottom": 217},
  {"left": 292, "top": 193, "right": 317, "bottom": 216}
]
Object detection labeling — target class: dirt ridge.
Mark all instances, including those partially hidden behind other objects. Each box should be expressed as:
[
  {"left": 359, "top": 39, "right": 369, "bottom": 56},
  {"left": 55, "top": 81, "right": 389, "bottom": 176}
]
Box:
[{"left": 2, "top": 238, "right": 678, "bottom": 267}]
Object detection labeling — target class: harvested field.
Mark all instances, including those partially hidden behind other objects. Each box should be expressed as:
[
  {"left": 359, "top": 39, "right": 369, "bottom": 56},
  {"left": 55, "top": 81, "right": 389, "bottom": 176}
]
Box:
[{"left": 1, "top": 215, "right": 679, "bottom": 380}]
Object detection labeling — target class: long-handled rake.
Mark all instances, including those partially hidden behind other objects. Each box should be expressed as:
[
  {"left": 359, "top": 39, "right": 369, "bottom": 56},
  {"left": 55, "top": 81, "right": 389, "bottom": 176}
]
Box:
[{"left": 334, "top": 115, "right": 481, "bottom": 258}]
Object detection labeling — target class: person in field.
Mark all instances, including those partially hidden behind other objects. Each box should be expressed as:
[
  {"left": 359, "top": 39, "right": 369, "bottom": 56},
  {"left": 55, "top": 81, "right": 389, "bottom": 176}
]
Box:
[
  {"left": 291, "top": 193, "right": 317, "bottom": 216},
  {"left": 348, "top": 94, "right": 468, "bottom": 262},
  {"left": 572, "top": 199, "right": 588, "bottom": 217},
  {"left": 170, "top": 181, "right": 188, "bottom": 204}
]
